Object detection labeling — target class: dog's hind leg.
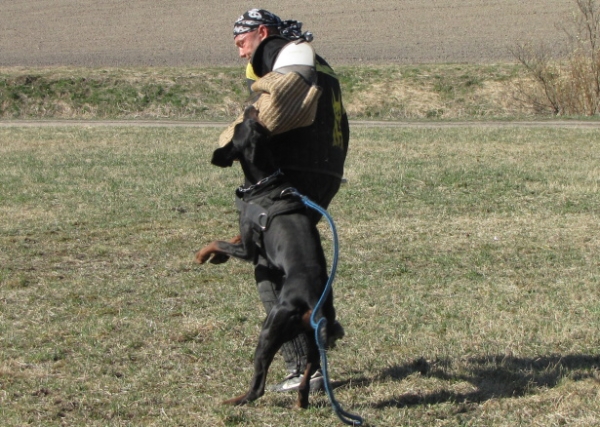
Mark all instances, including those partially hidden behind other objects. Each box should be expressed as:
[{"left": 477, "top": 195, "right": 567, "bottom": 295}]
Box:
[
  {"left": 222, "top": 304, "right": 302, "bottom": 406},
  {"left": 294, "top": 308, "right": 325, "bottom": 409},
  {"left": 295, "top": 360, "right": 317, "bottom": 409}
]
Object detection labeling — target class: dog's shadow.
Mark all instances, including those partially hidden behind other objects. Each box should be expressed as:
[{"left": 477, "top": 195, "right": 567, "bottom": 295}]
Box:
[{"left": 350, "top": 353, "right": 600, "bottom": 409}]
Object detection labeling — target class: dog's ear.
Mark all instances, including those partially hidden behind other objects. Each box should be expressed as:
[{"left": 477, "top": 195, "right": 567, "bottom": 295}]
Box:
[
  {"left": 244, "top": 122, "right": 270, "bottom": 165},
  {"left": 211, "top": 141, "right": 235, "bottom": 167}
]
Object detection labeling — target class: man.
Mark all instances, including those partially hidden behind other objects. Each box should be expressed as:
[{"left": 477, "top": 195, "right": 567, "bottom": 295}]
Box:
[{"left": 223, "top": 9, "right": 349, "bottom": 392}]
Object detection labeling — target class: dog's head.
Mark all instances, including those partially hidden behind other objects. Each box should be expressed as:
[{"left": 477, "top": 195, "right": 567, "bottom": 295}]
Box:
[{"left": 211, "top": 106, "right": 270, "bottom": 168}]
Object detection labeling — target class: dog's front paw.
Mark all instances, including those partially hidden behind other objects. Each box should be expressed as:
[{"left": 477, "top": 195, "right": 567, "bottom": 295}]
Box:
[
  {"left": 195, "top": 251, "right": 208, "bottom": 264},
  {"left": 195, "top": 246, "right": 215, "bottom": 264},
  {"left": 209, "top": 253, "right": 230, "bottom": 264}
]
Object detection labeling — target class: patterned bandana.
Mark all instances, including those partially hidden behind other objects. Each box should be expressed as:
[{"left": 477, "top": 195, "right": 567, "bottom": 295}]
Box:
[
  {"left": 233, "top": 9, "right": 281, "bottom": 37},
  {"left": 233, "top": 9, "right": 313, "bottom": 42}
]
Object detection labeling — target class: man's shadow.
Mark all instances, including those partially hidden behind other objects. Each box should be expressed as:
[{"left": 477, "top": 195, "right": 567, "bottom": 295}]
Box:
[{"left": 346, "top": 353, "right": 600, "bottom": 409}]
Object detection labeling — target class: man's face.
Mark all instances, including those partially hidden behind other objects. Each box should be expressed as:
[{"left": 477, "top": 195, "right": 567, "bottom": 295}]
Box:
[{"left": 234, "top": 28, "right": 263, "bottom": 61}]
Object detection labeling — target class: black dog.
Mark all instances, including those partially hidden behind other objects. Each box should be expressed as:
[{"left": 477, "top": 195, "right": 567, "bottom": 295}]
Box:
[{"left": 196, "top": 106, "right": 337, "bottom": 409}]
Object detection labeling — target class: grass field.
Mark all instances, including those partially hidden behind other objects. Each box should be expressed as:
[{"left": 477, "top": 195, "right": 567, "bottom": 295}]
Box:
[
  {"left": 0, "top": 64, "right": 538, "bottom": 121},
  {"left": 1, "top": 125, "right": 599, "bottom": 426}
]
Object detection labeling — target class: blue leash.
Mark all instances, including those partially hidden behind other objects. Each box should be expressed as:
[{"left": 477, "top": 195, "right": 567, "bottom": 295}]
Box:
[{"left": 288, "top": 189, "right": 364, "bottom": 426}]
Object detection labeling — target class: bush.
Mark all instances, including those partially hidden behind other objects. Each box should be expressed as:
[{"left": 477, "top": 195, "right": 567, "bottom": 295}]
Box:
[{"left": 512, "top": 0, "right": 600, "bottom": 116}]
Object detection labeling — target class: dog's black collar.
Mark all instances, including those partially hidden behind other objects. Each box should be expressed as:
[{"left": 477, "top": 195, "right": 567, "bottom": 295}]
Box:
[{"left": 237, "top": 169, "right": 283, "bottom": 194}]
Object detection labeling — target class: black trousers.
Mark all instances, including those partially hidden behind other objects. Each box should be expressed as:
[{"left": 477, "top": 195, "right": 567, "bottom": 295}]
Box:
[{"left": 255, "top": 171, "right": 341, "bottom": 374}]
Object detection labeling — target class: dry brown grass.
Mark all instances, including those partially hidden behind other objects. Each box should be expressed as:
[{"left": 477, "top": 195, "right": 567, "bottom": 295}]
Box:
[{"left": 1, "top": 64, "right": 541, "bottom": 120}]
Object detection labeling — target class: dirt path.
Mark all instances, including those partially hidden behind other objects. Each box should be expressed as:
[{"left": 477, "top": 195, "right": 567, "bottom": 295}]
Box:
[{"left": 1, "top": 120, "right": 600, "bottom": 129}]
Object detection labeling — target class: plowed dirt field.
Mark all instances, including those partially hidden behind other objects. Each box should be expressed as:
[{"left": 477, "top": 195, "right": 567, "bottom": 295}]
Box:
[{"left": 1, "top": 0, "right": 573, "bottom": 67}]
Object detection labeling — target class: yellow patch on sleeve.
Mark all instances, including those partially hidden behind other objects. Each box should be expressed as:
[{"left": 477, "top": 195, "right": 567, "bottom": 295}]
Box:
[{"left": 246, "top": 63, "right": 259, "bottom": 82}]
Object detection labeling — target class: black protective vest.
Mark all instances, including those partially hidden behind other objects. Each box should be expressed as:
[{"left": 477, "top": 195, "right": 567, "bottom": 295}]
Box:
[{"left": 250, "top": 36, "right": 349, "bottom": 180}]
